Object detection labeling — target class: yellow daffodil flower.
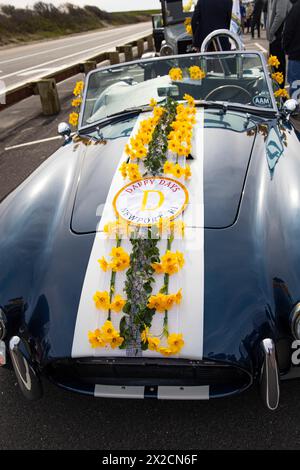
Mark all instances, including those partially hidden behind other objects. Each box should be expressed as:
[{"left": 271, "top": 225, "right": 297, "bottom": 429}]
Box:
[
  {"left": 98, "top": 256, "right": 109, "bottom": 272},
  {"left": 175, "top": 288, "right": 183, "bottom": 304},
  {"left": 102, "top": 320, "right": 115, "bottom": 338},
  {"left": 169, "top": 67, "right": 183, "bottom": 81},
  {"left": 93, "top": 291, "right": 110, "bottom": 310},
  {"left": 167, "top": 333, "right": 184, "bottom": 353},
  {"left": 73, "top": 81, "right": 84, "bottom": 96},
  {"left": 148, "top": 336, "right": 160, "bottom": 351},
  {"left": 158, "top": 346, "right": 174, "bottom": 357},
  {"left": 141, "top": 327, "right": 149, "bottom": 344},
  {"left": 109, "top": 331, "right": 124, "bottom": 349},
  {"left": 149, "top": 98, "right": 157, "bottom": 108},
  {"left": 274, "top": 88, "right": 289, "bottom": 99},
  {"left": 268, "top": 55, "right": 280, "bottom": 69},
  {"left": 88, "top": 329, "right": 106, "bottom": 348},
  {"left": 189, "top": 65, "right": 206, "bottom": 80},
  {"left": 272, "top": 72, "right": 284, "bottom": 85},
  {"left": 172, "top": 163, "right": 186, "bottom": 179},
  {"left": 71, "top": 97, "right": 82, "bottom": 108},
  {"left": 151, "top": 262, "right": 165, "bottom": 274},
  {"left": 69, "top": 112, "right": 79, "bottom": 127},
  {"left": 185, "top": 165, "right": 192, "bottom": 179},
  {"left": 110, "top": 294, "right": 126, "bottom": 313}
]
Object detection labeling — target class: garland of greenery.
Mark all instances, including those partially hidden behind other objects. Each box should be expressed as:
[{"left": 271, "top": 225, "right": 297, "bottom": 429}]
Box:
[
  {"left": 144, "top": 97, "right": 177, "bottom": 175},
  {"left": 119, "top": 229, "right": 160, "bottom": 352}
]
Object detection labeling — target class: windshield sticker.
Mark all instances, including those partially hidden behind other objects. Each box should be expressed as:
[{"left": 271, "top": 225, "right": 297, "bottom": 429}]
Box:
[{"left": 253, "top": 95, "right": 271, "bottom": 108}]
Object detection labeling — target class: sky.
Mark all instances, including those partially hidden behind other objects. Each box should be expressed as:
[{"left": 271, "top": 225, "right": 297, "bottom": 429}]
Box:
[{"left": 0, "top": 0, "right": 161, "bottom": 12}]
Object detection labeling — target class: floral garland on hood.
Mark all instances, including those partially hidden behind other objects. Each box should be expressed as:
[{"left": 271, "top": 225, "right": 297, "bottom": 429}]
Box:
[{"left": 88, "top": 82, "right": 198, "bottom": 357}]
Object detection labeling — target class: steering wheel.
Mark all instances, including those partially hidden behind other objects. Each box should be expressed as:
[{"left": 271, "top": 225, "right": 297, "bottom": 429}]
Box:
[{"left": 205, "top": 85, "right": 252, "bottom": 104}]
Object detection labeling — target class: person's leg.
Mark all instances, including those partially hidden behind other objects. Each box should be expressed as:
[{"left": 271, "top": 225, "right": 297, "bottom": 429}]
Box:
[
  {"left": 270, "top": 35, "right": 286, "bottom": 87},
  {"left": 257, "top": 19, "right": 261, "bottom": 38},
  {"left": 251, "top": 17, "right": 255, "bottom": 38}
]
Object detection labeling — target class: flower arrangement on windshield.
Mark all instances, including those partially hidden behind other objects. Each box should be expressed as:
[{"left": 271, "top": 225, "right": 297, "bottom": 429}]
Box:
[
  {"left": 268, "top": 56, "right": 289, "bottom": 102},
  {"left": 69, "top": 80, "right": 84, "bottom": 127},
  {"left": 184, "top": 17, "right": 192, "bottom": 35}
]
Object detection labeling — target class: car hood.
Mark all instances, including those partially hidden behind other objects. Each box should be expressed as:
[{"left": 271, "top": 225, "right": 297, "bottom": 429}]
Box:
[{"left": 71, "top": 112, "right": 256, "bottom": 233}]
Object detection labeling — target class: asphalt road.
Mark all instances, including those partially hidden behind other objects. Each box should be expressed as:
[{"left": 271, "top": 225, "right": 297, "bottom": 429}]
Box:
[
  {"left": 2, "top": 30, "right": 300, "bottom": 451},
  {"left": 0, "top": 22, "right": 152, "bottom": 89}
]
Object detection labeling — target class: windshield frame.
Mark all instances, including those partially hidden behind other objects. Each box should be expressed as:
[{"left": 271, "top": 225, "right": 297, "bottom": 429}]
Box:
[{"left": 78, "top": 50, "right": 278, "bottom": 132}]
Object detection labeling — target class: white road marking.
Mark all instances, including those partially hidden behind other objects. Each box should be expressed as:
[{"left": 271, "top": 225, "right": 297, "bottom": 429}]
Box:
[
  {"left": 0, "top": 23, "right": 149, "bottom": 66},
  {"left": 255, "top": 42, "right": 267, "bottom": 53},
  {"left": 5, "top": 135, "right": 63, "bottom": 150},
  {"left": 0, "top": 29, "right": 152, "bottom": 81},
  {"left": 19, "top": 68, "right": 53, "bottom": 77}
]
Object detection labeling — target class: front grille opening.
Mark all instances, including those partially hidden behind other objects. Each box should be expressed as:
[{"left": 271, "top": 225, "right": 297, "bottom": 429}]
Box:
[{"left": 46, "top": 358, "right": 251, "bottom": 389}]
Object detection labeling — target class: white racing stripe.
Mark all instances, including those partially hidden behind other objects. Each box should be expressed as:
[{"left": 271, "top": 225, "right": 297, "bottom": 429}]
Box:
[{"left": 72, "top": 108, "right": 205, "bottom": 361}]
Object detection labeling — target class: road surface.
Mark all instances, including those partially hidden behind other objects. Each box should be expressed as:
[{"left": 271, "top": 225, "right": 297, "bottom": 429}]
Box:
[{"left": 0, "top": 22, "right": 152, "bottom": 89}]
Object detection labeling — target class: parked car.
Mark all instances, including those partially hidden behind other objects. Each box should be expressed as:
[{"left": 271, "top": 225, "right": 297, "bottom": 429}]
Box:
[
  {"left": 159, "top": 0, "right": 193, "bottom": 55},
  {"left": 0, "top": 31, "right": 299, "bottom": 410}
]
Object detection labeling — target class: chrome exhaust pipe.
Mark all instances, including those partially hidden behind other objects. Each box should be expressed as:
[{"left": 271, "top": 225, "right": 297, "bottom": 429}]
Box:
[
  {"left": 9, "top": 336, "right": 43, "bottom": 400},
  {"left": 260, "top": 338, "right": 280, "bottom": 410}
]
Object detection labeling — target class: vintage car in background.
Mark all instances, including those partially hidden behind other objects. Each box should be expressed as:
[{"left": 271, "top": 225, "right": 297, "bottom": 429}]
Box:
[
  {"left": 0, "top": 31, "right": 300, "bottom": 410},
  {"left": 156, "top": 0, "right": 193, "bottom": 55}
]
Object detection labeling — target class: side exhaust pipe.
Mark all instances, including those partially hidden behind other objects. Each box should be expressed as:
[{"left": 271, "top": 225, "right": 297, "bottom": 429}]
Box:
[
  {"left": 9, "top": 336, "right": 43, "bottom": 400},
  {"left": 260, "top": 338, "right": 280, "bottom": 410}
]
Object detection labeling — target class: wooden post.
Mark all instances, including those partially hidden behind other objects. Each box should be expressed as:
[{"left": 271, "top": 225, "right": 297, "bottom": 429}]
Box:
[
  {"left": 80, "top": 60, "right": 97, "bottom": 74},
  {"left": 34, "top": 78, "right": 60, "bottom": 115},
  {"left": 109, "top": 51, "right": 120, "bottom": 65},
  {"left": 137, "top": 39, "right": 144, "bottom": 57},
  {"left": 124, "top": 45, "right": 133, "bottom": 62},
  {"left": 147, "top": 35, "right": 154, "bottom": 52}
]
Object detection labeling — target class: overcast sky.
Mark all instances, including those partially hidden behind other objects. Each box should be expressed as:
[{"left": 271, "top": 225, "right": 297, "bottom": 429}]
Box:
[{"left": 0, "top": 0, "right": 161, "bottom": 12}]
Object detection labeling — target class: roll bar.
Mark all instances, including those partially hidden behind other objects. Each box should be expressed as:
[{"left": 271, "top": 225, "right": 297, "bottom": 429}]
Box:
[{"left": 201, "top": 29, "right": 245, "bottom": 53}]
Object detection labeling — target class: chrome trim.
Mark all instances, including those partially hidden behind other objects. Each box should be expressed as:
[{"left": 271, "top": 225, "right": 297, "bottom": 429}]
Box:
[
  {"left": 58, "top": 122, "right": 72, "bottom": 145},
  {"left": 78, "top": 49, "right": 278, "bottom": 131},
  {"left": 201, "top": 29, "right": 245, "bottom": 53},
  {"left": 290, "top": 303, "right": 300, "bottom": 339},
  {"left": 260, "top": 338, "right": 280, "bottom": 410},
  {"left": 9, "top": 336, "right": 43, "bottom": 400},
  {"left": 0, "top": 340, "right": 6, "bottom": 366},
  {"left": 0, "top": 308, "right": 7, "bottom": 340}
]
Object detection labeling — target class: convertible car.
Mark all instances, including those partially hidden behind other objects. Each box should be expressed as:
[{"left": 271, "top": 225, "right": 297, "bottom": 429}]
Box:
[{"left": 1, "top": 31, "right": 300, "bottom": 410}]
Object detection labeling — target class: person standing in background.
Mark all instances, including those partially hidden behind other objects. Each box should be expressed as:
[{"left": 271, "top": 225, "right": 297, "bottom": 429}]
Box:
[
  {"left": 267, "top": 0, "right": 292, "bottom": 85},
  {"left": 283, "top": 0, "right": 300, "bottom": 99},
  {"left": 192, "top": 0, "right": 233, "bottom": 51},
  {"left": 251, "top": 0, "right": 264, "bottom": 38},
  {"left": 246, "top": 2, "right": 254, "bottom": 34},
  {"left": 240, "top": 1, "right": 246, "bottom": 33},
  {"left": 262, "top": 0, "right": 268, "bottom": 29}
]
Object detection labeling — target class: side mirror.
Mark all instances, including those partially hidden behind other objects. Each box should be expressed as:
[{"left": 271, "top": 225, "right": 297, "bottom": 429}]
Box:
[
  {"left": 58, "top": 122, "right": 72, "bottom": 145},
  {"left": 282, "top": 99, "right": 299, "bottom": 119}
]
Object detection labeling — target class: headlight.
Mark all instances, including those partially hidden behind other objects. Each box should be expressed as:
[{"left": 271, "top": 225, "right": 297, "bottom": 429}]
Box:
[
  {"left": 290, "top": 303, "right": 300, "bottom": 339},
  {"left": 0, "top": 308, "right": 7, "bottom": 340}
]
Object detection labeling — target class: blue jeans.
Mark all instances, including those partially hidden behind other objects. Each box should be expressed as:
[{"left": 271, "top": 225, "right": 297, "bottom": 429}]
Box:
[{"left": 288, "top": 60, "right": 300, "bottom": 100}]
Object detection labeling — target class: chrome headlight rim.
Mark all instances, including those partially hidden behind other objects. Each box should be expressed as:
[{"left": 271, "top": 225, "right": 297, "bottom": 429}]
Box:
[
  {"left": 0, "top": 308, "right": 7, "bottom": 341},
  {"left": 290, "top": 303, "right": 300, "bottom": 339}
]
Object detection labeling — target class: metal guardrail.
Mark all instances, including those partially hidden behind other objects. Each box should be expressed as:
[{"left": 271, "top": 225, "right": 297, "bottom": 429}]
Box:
[{"left": 0, "top": 34, "right": 154, "bottom": 115}]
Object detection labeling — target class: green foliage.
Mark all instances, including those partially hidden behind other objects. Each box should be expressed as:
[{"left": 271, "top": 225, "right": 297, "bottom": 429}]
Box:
[
  {"left": 144, "top": 98, "right": 178, "bottom": 176},
  {"left": 121, "top": 235, "right": 160, "bottom": 350}
]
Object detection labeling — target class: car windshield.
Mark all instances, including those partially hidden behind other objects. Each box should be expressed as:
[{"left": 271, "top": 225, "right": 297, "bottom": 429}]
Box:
[{"left": 81, "top": 52, "right": 275, "bottom": 128}]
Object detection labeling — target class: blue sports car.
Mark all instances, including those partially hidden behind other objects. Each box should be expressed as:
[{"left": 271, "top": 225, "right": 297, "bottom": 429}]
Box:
[{"left": 0, "top": 31, "right": 299, "bottom": 410}]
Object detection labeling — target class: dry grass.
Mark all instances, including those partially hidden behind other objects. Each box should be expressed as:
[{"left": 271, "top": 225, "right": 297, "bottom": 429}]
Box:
[{"left": 0, "top": 2, "right": 152, "bottom": 46}]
